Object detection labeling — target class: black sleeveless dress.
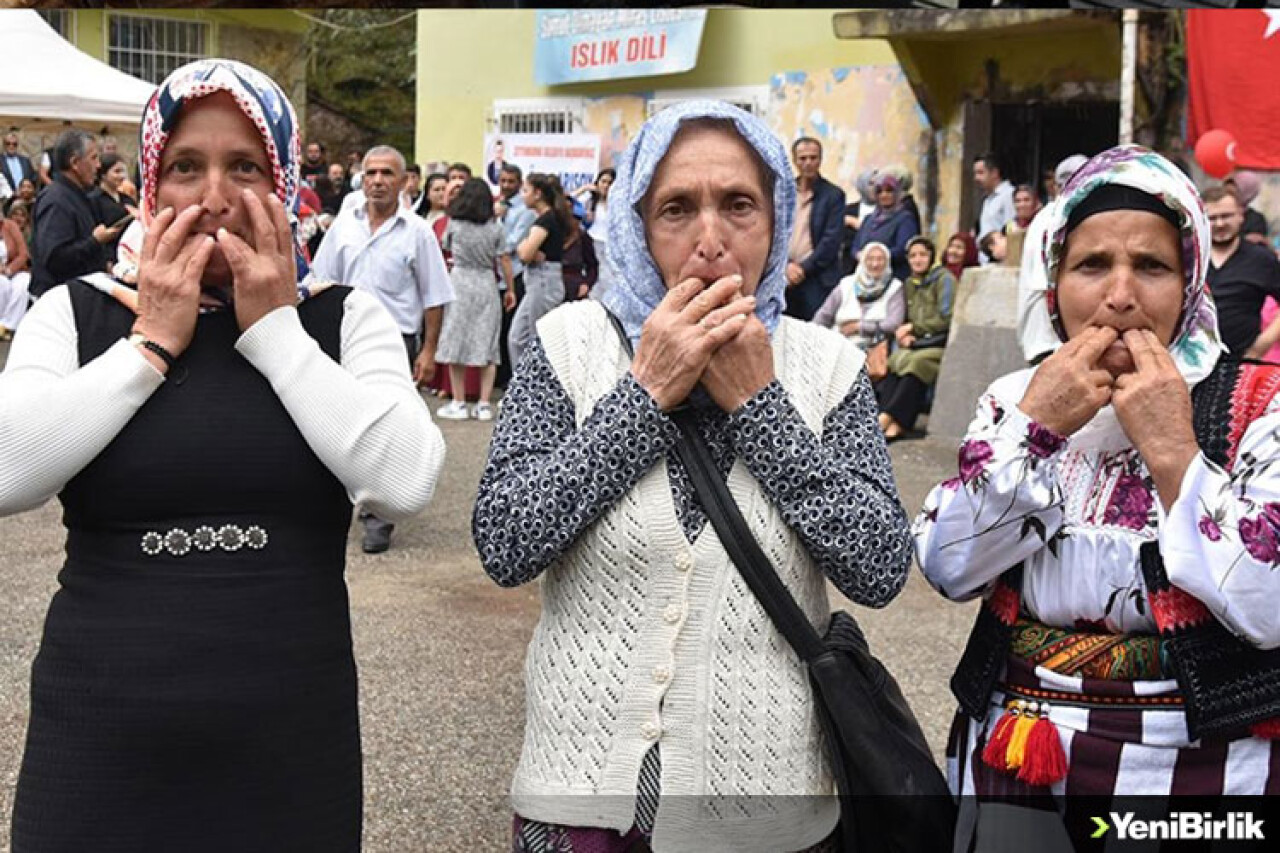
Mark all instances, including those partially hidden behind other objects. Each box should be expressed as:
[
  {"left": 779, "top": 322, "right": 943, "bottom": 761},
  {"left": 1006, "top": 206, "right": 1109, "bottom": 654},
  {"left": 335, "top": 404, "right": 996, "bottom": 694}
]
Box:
[{"left": 11, "top": 284, "right": 361, "bottom": 852}]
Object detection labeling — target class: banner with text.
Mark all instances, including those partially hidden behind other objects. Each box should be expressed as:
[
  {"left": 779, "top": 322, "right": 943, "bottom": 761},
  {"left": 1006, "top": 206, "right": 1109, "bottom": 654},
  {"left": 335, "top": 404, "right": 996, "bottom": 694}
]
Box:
[
  {"left": 534, "top": 9, "right": 707, "bottom": 85},
  {"left": 484, "top": 133, "right": 602, "bottom": 197}
]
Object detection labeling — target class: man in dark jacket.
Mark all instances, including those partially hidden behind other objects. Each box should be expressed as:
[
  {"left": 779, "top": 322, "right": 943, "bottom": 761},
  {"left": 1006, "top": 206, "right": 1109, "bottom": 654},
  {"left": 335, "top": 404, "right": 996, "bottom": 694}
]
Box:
[
  {"left": 784, "top": 137, "right": 845, "bottom": 321},
  {"left": 2, "top": 132, "right": 37, "bottom": 195},
  {"left": 30, "top": 129, "right": 119, "bottom": 298}
]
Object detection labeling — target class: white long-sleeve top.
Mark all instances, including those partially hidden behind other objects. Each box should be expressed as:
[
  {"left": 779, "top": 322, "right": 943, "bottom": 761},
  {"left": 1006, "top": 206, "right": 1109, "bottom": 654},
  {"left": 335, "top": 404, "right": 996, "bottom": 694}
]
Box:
[
  {"left": 915, "top": 367, "right": 1280, "bottom": 650},
  {"left": 0, "top": 285, "right": 445, "bottom": 520}
]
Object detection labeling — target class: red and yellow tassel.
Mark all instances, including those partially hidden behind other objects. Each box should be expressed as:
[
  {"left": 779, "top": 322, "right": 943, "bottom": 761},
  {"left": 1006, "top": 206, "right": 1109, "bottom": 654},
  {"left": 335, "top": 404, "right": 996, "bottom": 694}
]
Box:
[
  {"left": 982, "top": 700, "right": 1068, "bottom": 787},
  {"left": 981, "top": 704, "right": 1018, "bottom": 769}
]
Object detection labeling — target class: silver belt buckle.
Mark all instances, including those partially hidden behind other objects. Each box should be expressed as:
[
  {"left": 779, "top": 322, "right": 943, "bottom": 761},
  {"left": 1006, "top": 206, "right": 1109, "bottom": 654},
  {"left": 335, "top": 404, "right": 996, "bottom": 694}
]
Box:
[{"left": 140, "top": 524, "right": 269, "bottom": 557}]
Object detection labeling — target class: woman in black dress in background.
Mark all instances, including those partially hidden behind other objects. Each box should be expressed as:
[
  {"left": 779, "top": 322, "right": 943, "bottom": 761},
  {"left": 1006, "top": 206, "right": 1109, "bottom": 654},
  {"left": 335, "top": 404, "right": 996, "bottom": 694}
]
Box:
[
  {"left": 1, "top": 59, "right": 445, "bottom": 852},
  {"left": 87, "top": 152, "right": 137, "bottom": 274}
]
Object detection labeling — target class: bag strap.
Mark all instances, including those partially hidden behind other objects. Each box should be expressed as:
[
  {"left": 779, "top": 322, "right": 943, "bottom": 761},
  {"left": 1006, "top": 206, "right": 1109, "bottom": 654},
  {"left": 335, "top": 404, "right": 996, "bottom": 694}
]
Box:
[
  {"left": 603, "top": 310, "right": 828, "bottom": 663},
  {"left": 671, "top": 414, "right": 828, "bottom": 662}
]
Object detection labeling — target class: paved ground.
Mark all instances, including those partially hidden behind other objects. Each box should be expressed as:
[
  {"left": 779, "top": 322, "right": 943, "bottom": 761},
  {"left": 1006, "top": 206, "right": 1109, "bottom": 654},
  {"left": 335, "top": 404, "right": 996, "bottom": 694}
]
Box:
[{"left": 0, "top": 378, "right": 973, "bottom": 851}]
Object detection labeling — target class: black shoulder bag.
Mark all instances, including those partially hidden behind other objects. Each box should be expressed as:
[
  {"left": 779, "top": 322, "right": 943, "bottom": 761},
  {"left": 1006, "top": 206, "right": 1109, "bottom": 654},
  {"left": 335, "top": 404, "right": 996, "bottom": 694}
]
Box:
[{"left": 605, "top": 312, "right": 955, "bottom": 852}]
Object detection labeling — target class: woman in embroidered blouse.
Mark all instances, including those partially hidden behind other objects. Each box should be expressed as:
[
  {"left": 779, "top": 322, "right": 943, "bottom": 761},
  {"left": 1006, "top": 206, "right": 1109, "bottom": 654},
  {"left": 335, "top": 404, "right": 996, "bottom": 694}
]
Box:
[
  {"left": 0, "top": 60, "right": 444, "bottom": 852},
  {"left": 474, "top": 101, "right": 912, "bottom": 853},
  {"left": 917, "top": 145, "right": 1280, "bottom": 849}
]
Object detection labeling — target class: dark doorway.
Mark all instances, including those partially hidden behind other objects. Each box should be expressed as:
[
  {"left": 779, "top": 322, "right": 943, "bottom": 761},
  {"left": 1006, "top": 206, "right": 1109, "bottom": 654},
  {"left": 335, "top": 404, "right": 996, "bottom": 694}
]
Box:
[{"left": 991, "top": 101, "right": 1119, "bottom": 200}]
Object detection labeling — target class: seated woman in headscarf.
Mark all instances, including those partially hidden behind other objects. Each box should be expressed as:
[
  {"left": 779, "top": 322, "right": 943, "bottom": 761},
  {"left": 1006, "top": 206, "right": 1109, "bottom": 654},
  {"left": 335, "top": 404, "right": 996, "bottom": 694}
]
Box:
[
  {"left": 916, "top": 146, "right": 1280, "bottom": 850},
  {"left": 941, "top": 231, "right": 979, "bottom": 283},
  {"left": 473, "top": 100, "right": 913, "bottom": 853},
  {"left": 876, "top": 236, "right": 954, "bottom": 441},
  {"left": 0, "top": 59, "right": 444, "bottom": 852},
  {"left": 812, "top": 240, "right": 904, "bottom": 354},
  {"left": 850, "top": 171, "right": 919, "bottom": 283}
]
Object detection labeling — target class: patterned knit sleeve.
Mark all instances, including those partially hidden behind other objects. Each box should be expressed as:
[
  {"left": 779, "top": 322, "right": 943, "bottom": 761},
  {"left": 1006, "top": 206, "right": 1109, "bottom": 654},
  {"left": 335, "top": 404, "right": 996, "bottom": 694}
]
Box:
[
  {"left": 914, "top": 388, "right": 1068, "bottom": 602},
  {"left": 723, "top": 372, "right": 912, "bottom": 608},
  {"left": 1160, "top": 396, "right": 1280, "bottom": 649},
  {"left": 473, "top": 338, "right": 680, "bottom": 587}
]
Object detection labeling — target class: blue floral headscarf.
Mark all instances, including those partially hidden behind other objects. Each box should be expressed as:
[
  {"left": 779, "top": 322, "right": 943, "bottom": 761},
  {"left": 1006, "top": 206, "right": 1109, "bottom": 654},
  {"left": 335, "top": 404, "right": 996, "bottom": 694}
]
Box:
[
  {"left": 139, "top": 58, "right": 310, "bottom": 284},
  {"left": 1042, "top": 144, "right": 1220, "bottom": 387},
  {"left": 602, "top": 100, "right": 795, "bottom": 344}
]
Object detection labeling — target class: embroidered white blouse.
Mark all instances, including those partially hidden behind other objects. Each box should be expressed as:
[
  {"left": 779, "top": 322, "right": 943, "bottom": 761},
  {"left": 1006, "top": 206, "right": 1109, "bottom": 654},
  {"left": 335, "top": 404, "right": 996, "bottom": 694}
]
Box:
[{"left": 914, "top": 367, "right": 1280, "bottom": 650}]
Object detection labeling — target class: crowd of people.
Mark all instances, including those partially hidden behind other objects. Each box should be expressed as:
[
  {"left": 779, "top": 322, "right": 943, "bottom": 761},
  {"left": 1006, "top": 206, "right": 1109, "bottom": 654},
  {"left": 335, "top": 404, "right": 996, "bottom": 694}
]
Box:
[{"left": 4, "top": 52, "right": 1280, "bottom": 853}]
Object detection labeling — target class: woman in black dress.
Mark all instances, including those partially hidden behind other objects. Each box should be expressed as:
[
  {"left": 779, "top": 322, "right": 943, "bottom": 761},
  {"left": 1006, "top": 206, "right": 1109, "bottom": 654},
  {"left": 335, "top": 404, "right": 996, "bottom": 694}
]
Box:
[
  {"left": 87, "top": 153, "right": 138, "bottom": 274},
  {"left": 1, "top": 59, "right": 445, "bottom": 852}
]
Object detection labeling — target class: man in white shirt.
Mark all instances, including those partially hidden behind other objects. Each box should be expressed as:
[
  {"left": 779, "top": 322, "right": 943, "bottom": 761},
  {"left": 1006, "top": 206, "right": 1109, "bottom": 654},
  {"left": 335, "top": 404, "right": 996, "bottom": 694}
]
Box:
[
  {"left": 1016, "top": 153, "right": 1089, "bottom": 364},
  {"left": 311, "top": 144, "right": 454, "bottom": 553},
  {"left": 973, "top": 152, "right": 1015, "bottom": 263}
]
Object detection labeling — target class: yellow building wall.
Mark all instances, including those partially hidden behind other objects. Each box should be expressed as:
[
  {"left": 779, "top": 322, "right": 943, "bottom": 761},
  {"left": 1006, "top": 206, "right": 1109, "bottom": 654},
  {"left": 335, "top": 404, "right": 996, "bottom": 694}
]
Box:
[
  {"left": 62, "top": 10, "right": 309, "bottom": 140},
  {"left": 69, "top": 9, "right": 306, "bottom": 63},
  {"left": 415, "top": 9, "right": 900, "bottom": 170}
]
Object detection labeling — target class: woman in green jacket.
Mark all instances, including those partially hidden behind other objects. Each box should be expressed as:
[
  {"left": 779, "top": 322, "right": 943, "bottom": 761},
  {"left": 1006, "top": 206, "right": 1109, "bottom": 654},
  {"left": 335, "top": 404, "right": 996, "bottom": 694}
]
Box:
[{"left": 877, "top": 236, "right": 955, "bottom": 440}]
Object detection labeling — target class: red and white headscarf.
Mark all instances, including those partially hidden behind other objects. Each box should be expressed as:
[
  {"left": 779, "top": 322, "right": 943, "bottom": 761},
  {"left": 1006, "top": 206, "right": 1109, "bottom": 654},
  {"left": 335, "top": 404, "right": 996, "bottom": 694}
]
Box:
[{"left": 137, "top": 58, "right": 310, "bottom": 284}]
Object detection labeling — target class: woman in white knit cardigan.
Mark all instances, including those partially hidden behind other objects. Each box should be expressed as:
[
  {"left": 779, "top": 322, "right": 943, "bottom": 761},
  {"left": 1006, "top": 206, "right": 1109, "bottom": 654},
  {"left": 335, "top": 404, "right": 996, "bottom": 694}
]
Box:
[{"left": 473, "top": 101, "right": 913, "bottom": 853}]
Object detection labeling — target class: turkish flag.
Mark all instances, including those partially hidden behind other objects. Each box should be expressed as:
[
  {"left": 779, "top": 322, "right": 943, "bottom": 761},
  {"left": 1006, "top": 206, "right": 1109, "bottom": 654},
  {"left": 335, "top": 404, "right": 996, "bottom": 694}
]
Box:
[{"left": 1187, "top": 10, "right": 1280, "bottom": 169}]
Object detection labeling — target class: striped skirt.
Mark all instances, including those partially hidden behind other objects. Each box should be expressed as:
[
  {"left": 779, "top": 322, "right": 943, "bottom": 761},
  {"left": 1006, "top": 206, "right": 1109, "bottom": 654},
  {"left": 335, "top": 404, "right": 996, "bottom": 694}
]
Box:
[{"left": 948, "top": 655, "right": 1280, "bottom": 851}]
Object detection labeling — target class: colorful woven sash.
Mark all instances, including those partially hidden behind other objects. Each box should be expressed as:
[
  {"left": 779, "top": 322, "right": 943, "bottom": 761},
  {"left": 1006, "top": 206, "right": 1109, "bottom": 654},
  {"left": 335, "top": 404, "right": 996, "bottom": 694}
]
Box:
[{"left": 1009, "top": 617, "right": 1171, "bottom": 681}]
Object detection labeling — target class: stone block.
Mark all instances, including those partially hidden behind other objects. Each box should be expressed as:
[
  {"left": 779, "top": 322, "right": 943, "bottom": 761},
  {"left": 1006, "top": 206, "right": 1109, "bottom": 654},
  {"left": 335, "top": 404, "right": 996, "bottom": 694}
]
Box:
[{"left": 928, "top": 265, "right": 1026, "bottom": 441}]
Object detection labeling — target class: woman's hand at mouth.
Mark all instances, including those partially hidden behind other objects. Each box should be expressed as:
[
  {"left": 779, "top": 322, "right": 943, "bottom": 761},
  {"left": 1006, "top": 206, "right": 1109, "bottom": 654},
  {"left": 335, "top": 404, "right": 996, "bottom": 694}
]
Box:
[
  {"left": 218, "top": 190, "right": 298, "bottom": 333},
  {"left": 1112, "top": 328, "right": 1198, "bottom": 510},
  {"left": 631, "top": 274, "right": 756, "bottom": 411},
  {"left": 132, "top": 204, "right": 212, "bottom": 358},
  {"left": 1018, "top": 325, "right": 1119, "bottom": 436}
]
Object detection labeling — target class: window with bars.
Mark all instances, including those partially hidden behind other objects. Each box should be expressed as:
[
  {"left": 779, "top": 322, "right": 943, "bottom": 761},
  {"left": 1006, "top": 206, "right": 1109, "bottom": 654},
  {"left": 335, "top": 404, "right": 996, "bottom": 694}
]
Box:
[
  {"left": 494, "top": 100, "right": 583, "bottom": 135},
  {"left": 647, "top": 87, "right": 769, "bottom": 119},
  {"left": 36, "top": 10, "right": 73, "bottom": 39},
  {"left": 108, "top": 16, "right": 208, "bottom": 85}
]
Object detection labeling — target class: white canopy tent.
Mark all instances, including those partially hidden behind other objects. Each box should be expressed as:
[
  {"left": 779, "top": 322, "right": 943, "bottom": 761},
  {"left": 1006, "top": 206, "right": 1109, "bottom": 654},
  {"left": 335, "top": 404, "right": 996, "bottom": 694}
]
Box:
[{"left": 0, "top": 10, "right": 156, "bottom": 136}]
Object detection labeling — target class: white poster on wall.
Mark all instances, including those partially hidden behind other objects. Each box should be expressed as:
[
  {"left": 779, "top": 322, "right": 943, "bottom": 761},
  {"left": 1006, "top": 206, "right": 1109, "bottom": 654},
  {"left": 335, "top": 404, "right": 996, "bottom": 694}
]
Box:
[{"left": 484, "top": 133, "right": 601, "bottom": 196}]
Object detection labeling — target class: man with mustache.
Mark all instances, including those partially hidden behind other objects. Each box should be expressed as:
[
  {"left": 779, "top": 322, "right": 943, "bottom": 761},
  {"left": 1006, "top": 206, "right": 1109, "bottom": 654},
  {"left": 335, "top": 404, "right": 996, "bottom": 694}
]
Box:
[{"left": 311, "top": 144, "right": 454, "bottom": 554}]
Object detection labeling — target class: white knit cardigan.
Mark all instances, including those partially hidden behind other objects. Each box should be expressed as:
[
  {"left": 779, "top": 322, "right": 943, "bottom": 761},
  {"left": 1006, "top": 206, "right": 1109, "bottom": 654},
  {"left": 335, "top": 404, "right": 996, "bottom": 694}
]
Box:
[{"left": 511, "top": 300, "right": 863, "bottom": 853}]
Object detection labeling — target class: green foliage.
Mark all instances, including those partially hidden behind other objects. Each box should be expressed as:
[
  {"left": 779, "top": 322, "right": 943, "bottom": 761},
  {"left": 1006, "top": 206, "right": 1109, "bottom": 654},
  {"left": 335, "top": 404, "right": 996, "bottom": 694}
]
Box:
[{"left": 306, "top": 10, "right": 417, "bottom": 154}]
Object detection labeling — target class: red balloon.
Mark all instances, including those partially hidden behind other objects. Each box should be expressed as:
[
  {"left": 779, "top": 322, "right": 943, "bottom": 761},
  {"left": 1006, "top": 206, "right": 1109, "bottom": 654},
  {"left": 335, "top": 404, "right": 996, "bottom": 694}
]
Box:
[{"left": 1195, "top": 129, "right": 1238, "bottom": 179}]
